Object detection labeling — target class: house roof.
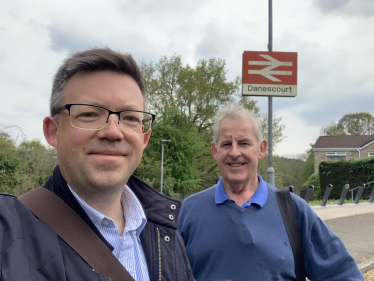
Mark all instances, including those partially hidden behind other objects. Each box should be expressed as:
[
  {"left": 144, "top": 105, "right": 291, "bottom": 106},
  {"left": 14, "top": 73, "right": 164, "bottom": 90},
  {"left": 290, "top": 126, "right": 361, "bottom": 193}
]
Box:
[{"left": 313, "top": 135, "right": 374, "bottom": 149}]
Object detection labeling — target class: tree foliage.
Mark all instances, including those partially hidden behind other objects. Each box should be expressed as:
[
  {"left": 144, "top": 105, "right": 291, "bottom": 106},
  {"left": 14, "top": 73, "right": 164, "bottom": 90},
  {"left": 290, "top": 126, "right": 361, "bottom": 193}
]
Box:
[
  {"left": 0, "top": 131, "right": 56, "bottom": 196},
  {"left": 1, "top": 55, "right": 288, "bottom": 197},
  {"left": 301, "top": 172, "right": 321, "bottom": 200},
  {"left": 134, "top": 107, "right": 205, "bottom": 195},
  {"left": 141, "top": 55, "right": 242, "bottom": 133},
  {"left": 139, "top": 55, "right": 287, "bottom": 194},
  {"left": 260, "top": 114, "right": 286, "bottom": 150},
  {"left": 320, "top": 112, "right": 374, "bottom": 136},
  {"left": 301, "top": 144, "right": 315, "bottom": 184}
]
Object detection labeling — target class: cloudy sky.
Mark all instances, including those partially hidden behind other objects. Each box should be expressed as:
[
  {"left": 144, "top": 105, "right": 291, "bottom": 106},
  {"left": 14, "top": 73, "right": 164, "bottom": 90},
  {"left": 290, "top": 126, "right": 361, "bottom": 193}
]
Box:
[{"left": 1, "top": 0, "right": 373, "bottom": 157}]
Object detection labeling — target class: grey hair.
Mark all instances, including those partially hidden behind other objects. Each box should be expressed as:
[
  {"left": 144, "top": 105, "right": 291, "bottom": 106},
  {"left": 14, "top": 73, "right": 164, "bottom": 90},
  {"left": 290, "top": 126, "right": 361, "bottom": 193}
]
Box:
[
  {"left": 50, "top": 47, "right": 147, "bottom": 118},
  {"left": 212, "top": 104, "right": 263, "bottom": 146}
]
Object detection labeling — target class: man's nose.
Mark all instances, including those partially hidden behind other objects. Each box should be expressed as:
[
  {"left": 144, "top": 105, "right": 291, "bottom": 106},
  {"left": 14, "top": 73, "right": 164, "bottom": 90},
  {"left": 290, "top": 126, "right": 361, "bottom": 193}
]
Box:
[
  {"left": 229, "top": 143, "right": 241, "bottom": 157},
  {"left": 98, "top": 114, "right": 124, "bottom": 140}
]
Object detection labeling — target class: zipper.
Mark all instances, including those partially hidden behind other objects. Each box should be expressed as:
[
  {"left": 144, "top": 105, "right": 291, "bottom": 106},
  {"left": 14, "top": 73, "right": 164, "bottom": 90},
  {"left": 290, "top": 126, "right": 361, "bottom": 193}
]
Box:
[{"left": 156, "top": 227, "right": 162, "bottom": 281}]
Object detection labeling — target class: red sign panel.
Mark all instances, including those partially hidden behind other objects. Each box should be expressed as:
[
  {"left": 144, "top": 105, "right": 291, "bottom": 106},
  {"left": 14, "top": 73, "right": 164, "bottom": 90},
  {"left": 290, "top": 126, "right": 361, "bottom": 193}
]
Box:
[{"left": 242, "top": 51, "right": 298, "bottom": 97}]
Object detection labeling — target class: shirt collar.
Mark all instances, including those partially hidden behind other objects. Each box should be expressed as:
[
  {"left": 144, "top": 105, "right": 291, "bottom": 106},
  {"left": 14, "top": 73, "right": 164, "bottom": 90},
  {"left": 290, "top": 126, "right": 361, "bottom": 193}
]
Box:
[
  {"left": 215, "top": 174, "right": 268, "bottom": 208},
  {"left": 68, "top": 184, "right": 147, "bottom": 238}
]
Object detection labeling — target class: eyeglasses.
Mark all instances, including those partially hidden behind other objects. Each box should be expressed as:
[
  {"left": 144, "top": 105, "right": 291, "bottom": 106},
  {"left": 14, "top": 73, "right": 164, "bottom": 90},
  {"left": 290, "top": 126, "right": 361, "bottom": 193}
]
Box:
[{"left": 56, "top": 104, "right": 155, "bottom": 135}]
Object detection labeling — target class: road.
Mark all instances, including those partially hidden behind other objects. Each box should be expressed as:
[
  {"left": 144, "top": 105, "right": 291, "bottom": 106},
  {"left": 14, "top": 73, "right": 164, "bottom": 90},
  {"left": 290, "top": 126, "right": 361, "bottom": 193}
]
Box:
[{"left": 312, "top": 203, "right": 374, "bottom": 272}]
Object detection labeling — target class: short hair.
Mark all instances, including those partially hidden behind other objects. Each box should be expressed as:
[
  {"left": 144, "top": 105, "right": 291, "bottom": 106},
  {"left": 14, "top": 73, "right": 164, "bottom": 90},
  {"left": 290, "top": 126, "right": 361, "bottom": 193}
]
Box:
[
  {"left": 212, "top": 104, "right": 263, "bottom": 146},
  {"left": 50, "top": 48, "right": 147, "bottom": 118}
]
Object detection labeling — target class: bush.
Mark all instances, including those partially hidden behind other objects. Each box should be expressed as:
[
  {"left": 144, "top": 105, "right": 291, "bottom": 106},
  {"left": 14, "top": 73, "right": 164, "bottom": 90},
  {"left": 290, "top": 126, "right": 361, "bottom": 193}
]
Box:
[
  {"left": 301, "top": 172, "right": 321, "bottom": 200},
  {"left": 319, "top": 157, "right": 374, "bottom": 199}
]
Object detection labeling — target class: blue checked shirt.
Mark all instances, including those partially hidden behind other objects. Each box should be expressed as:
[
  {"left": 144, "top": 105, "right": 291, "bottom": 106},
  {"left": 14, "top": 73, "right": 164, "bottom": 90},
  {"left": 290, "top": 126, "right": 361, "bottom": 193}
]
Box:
[{"left": 68, "top": 184, "right": 150, "bottom": 281}]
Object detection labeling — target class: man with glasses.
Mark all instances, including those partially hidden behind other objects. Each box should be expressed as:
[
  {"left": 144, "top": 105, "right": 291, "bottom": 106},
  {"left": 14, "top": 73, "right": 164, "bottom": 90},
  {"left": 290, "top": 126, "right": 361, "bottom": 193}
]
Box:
[{"left": 0, "top": 48, "right": 194, "bottom": 281}]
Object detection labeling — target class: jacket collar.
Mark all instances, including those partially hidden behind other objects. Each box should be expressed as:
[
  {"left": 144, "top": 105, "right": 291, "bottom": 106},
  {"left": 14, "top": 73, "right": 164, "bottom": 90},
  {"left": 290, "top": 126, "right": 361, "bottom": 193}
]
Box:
[
  {"left": 126, "top": 175, "right": 182, "bottom": 229},
  {"left": 43, "top": 166, "right": 182, "bottom": 251}
]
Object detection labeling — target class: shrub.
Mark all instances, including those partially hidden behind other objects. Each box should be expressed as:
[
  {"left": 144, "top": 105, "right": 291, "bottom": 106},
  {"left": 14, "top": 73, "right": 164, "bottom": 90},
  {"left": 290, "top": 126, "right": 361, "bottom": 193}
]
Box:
[
  {"left": 319, "top": 157, "right": 374, "bottom": 199},
  {"left": 301, "top": 172, "right": 321, "bottom": 200}
]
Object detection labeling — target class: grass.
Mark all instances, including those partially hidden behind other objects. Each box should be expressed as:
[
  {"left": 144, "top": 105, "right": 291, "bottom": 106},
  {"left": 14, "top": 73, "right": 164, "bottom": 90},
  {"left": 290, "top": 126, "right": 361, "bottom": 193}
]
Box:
[{"left": 308, "top": 198, "right": 369, "bottom": 206}]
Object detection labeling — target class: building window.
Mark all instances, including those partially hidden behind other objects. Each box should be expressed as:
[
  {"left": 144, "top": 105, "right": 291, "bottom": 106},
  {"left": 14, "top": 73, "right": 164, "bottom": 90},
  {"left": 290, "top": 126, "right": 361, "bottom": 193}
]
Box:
[
  {"left": 326, "top": 152, "right": 346, "bottom": 161},
  {"left": 369, "top": 152, "right": 374, "bottom": 157}
]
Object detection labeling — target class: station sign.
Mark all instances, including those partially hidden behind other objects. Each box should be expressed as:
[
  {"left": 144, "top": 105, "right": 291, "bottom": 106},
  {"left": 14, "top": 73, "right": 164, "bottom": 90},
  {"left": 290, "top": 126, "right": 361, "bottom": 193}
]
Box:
[{"left": 242, "top": 51, "right": 298, "bottom": 97}]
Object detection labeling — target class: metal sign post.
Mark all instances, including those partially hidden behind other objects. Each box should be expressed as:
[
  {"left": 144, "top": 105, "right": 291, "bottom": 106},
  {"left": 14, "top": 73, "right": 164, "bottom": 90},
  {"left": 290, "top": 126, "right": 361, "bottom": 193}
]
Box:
[
  {"left": 267, "top": 0, "right": 275, "bottom": 186},
  {"left": 242, "top": 1, "right": 297, "bottom": 186}
]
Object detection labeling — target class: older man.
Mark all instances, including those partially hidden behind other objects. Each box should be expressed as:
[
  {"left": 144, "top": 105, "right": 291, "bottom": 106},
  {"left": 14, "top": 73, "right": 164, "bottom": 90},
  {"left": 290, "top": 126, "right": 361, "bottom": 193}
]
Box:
[
  {"left": 178, "top": 104, "right": 363, "bottom": 281},
  {"left": 0, "top": 48, "right": 194, "bottom": 281}
]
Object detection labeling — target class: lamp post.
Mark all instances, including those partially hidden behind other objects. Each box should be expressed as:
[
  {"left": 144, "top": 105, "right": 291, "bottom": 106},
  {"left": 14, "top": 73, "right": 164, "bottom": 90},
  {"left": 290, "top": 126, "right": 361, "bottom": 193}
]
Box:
[{"left": 160, "top": 139, "right": 171, "bottom": 194}]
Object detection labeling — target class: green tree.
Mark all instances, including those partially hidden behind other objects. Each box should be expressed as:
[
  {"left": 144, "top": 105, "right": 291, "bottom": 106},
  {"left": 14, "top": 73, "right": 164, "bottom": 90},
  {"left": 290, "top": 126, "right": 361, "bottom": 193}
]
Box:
[
  {"left": 141, "top": 55, "right": 242, "bottom": 133},
  {"left": 140, "top": 55, "right": 286, "bottom": 191},
  {"left": 320, "top": 122, "right": 346, "bottom": 136},
  {"left": 339, "top": 112, "right": 373, "bottom": 135},
  {"left": 0, "top": 132, "right": 21, "bottom": 194},
  {"left": 260, "top": 114, "right": 286, "bottom": 151},
  {"left": 0, "top": 128, "right": 57, "bottom": 196},
  {"left": 320, "top": 112, "right": 374, "bottom": 136},
  {"left": 301, "top": 144, "right": 315, "bottom": 183},
  {"left": 17, "top": 140, "right": 57, "bottom": 188},
  {"left": 135, "top": 107, "right": 205, "bottom": 195}
]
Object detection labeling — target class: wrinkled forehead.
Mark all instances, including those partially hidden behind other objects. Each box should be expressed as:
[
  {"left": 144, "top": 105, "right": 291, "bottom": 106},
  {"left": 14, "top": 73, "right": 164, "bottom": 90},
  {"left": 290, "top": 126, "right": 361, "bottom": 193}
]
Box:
[{"left": 218, "top": 116, "right": 256, "bottom": 139}]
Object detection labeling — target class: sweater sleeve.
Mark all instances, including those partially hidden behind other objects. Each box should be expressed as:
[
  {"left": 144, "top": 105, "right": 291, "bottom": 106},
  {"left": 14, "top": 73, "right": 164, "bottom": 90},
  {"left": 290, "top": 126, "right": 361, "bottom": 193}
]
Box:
[{"left": 304, "top": 216, "right": 364, "bottom": 281}]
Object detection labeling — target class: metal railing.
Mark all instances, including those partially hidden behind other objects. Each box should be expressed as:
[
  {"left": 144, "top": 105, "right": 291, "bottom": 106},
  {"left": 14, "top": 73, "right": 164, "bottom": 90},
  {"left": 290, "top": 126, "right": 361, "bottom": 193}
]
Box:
[{"left": 348, "top": 180, "right": 374, "bottom": 201}]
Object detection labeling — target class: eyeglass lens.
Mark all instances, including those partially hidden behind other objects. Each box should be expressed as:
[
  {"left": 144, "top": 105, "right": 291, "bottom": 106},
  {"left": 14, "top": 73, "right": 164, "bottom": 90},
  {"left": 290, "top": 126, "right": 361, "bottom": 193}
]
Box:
[{"left": 69, "top": 104, "right": 152, "bottom": 134}]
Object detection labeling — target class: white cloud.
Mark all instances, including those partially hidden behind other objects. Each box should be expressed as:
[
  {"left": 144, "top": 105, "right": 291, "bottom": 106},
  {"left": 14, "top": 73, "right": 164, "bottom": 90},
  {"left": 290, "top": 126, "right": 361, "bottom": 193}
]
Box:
[{"left": 1, "top": 0, "right": 373, "bottom": 155}]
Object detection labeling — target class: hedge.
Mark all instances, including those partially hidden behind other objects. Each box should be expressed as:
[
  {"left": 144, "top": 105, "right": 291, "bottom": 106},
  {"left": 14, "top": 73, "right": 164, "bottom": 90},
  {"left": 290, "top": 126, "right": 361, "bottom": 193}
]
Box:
[
  {"left": 318, "top": 157, "right": 374, "bottom": 199},
  {"left": 301, "top": 172, "right": 322, "bottom": 200}
]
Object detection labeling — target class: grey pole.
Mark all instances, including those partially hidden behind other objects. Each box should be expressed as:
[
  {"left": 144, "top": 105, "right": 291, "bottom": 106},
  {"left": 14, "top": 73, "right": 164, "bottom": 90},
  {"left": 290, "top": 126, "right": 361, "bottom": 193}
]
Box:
[
  {"left": 320, "top": 184, "right": 333, "bottom": 206},
  {"left": 354, "top": 184, "right": 366, "bottom": 204},
  {"left": 304, "top": 185, "right": 314, "bottom": 203},
  {"left": 369, "top": 184, "right": 374, "bottom": 203},
  {"left": 160, "top": 140, "right": 171, "bottom": 194},
  {"left": 266, "top": 0, "right": 275, "bottom": 186},
  {"left": 338, "top": 184, "right": 350, "bottom": 205}
]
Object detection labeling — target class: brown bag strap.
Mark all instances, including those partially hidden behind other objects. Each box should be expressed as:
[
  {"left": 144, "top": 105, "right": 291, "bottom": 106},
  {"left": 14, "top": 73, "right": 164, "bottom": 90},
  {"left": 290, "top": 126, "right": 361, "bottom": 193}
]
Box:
[{"left": 19, "top": 187, "right": 135, "bottom": 281}]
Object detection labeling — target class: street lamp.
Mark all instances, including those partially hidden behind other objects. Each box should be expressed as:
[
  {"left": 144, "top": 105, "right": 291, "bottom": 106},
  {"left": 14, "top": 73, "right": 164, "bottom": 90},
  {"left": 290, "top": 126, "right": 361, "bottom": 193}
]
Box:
[{"left": 160, "top": 139, "right": 171, "bottom": 194}]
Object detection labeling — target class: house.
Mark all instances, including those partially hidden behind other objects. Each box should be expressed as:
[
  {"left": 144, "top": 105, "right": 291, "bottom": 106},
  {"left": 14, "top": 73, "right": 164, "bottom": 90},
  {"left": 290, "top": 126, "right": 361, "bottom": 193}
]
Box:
[{"left": 312, "top": 135, "right": 374, "bottom": 172}]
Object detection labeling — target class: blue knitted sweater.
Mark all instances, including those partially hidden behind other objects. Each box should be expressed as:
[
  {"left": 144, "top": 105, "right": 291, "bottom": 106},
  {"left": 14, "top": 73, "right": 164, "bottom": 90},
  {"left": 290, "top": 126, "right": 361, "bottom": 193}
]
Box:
[{"left": 178, "top": 183, "right": 363, "bottom": 281}]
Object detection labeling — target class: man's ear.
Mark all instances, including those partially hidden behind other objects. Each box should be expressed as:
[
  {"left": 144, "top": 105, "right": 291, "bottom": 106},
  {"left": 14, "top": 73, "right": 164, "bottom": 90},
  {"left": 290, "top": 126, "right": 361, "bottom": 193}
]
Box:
[
  {"left": 143, "top": 128, "right": 151, "bottom": 149},
  {"left": 43, "top": 116, "right": 58, "bottom": 148},
  {"left": 211, "top": 142, "right": 218, "bottom": 161},
  {"left": 258, "top": 139, "right": 268, "bottom": 160}
]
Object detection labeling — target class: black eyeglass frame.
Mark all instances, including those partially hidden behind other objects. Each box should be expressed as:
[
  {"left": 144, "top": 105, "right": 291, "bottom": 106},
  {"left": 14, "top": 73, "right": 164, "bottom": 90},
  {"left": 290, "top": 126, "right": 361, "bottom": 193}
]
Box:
[{"left": 55, "top": 103, "right": 155, "bottom": 132}]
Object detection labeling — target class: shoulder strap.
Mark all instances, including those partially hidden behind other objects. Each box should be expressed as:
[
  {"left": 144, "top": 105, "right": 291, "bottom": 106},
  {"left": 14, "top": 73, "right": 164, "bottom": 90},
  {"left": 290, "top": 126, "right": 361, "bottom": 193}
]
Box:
[
  {"left": 19, "top": 187, "right": 135, "bottom": 281},
  {"left": 275, "top": 187, "right": 306, "bottom": 281}
]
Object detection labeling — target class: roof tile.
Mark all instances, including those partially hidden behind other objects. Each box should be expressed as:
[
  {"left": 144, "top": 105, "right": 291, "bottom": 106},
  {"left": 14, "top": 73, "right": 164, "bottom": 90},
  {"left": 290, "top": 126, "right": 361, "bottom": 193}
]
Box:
[{"left": 314, "top": 135, "right": 374, "bottom": 148}]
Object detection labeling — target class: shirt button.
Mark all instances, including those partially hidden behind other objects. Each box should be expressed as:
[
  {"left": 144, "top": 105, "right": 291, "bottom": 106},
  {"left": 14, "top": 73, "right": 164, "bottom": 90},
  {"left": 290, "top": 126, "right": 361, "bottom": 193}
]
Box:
[
  {"left": 131, "top": 230, "right": 136, "bottom": 235},
  {"left": 164, "top": 236, "right": 170, "bottom": 243},
  {"left": 102, "top": 219, "right": 109, "bottom": 225},
  {"left": 170, "top": 204, "right": 176, "bottom": 210},
  {"left": 169, "top": 214, "right": 174, "bottom": 221}
]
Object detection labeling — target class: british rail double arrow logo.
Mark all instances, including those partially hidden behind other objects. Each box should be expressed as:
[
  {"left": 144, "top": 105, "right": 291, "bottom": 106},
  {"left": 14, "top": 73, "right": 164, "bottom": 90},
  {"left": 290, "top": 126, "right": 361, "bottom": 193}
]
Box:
[{"left": 247, "top": 55, "right": 293, "bottom": 82}]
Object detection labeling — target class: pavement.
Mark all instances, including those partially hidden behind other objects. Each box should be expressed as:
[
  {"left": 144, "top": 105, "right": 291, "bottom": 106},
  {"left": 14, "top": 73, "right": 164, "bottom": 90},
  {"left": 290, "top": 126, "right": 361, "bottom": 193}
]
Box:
[{"left": 311, "top": 203, "right": 374, "bottom": 273}]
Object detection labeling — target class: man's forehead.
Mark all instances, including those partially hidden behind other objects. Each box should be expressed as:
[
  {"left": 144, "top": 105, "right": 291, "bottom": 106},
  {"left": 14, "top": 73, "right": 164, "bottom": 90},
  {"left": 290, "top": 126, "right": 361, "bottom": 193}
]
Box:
[
  {"left": 218, "top": 117, "right": 254, "bottom": 132},
  {"left": 219, "top": 133, "right": 253, "bottom": 141}
]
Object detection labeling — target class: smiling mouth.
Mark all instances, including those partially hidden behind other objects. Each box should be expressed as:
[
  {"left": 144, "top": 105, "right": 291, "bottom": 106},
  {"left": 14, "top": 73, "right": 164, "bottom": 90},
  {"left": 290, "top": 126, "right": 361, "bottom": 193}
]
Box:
[
  {"left": 90, "top": 152, "right": 124, "bottom": 157},
  {"left": 229, "top": 164, "right": 243, "bottom": 167}
]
